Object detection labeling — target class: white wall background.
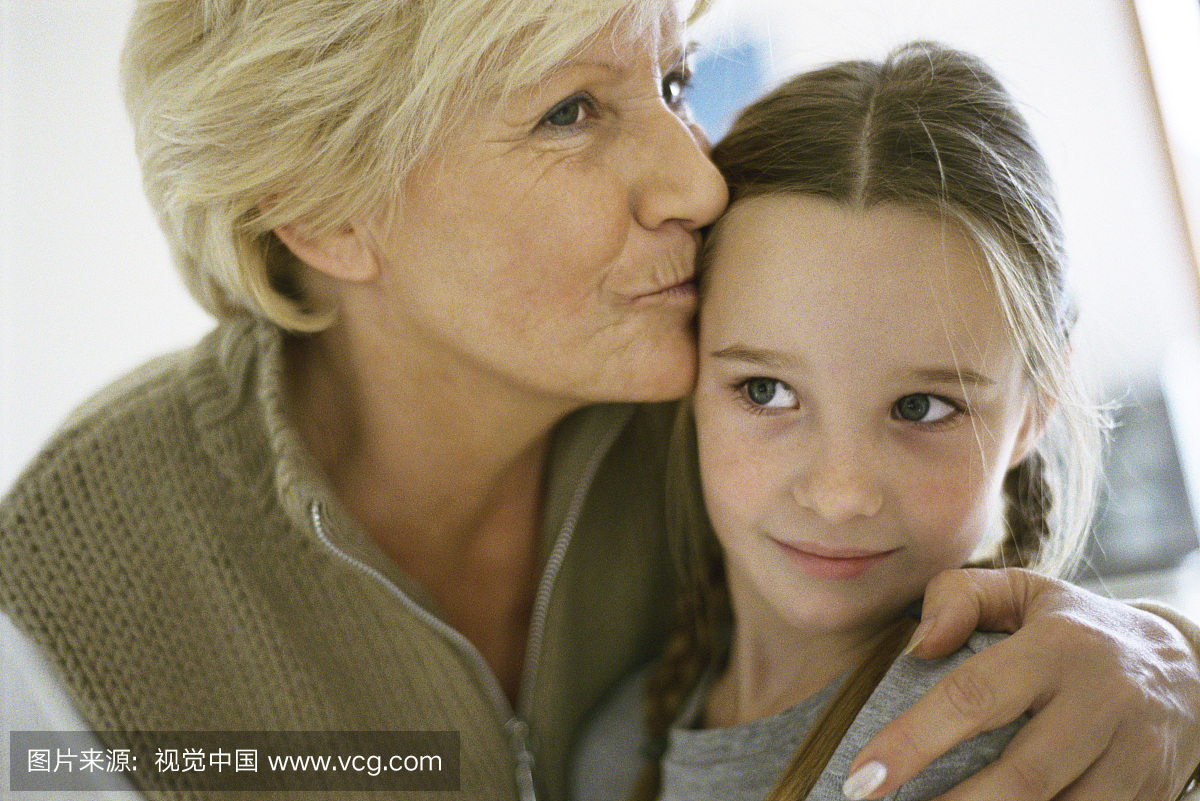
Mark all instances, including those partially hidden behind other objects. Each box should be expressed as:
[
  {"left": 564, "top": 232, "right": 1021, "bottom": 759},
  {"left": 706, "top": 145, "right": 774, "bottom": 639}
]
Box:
[
  {"left": 2, "top": 0, "right": 213, "bottom": 493},
  {"left": 3, "top": 0, "right": 1200, "bottom": 494}
]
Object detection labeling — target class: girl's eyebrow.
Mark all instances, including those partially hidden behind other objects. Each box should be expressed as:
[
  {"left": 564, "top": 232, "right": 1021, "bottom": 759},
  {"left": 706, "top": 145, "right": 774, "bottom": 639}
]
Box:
[
  {"left": 711, "top": 346, "right": 997, "bottom": 388},
  {"left": 709, "top": 344, "right": 803, "bottom": 371},
  {"left": 909, "top": 367, "right": 996, "bottom": 387}
]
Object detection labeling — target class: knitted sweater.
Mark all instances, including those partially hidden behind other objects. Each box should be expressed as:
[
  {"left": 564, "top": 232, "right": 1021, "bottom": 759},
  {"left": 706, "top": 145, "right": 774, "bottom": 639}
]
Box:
[{"left": 0, "top": 317, "right": 678, "bottom": 800}]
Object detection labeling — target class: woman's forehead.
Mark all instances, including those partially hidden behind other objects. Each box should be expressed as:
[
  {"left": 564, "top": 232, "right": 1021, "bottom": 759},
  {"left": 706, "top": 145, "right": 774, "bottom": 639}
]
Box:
[{"left": 535, "top": 3, "right": 683, "bottom": 82}]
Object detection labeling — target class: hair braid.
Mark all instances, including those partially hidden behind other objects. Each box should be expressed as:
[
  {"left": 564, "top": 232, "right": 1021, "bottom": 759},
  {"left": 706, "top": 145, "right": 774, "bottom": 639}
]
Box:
[
  {"left": 993, "top": 453, "right": 1052, "bottom": 570},
  {"left": 628, "top": 402, "right": 732, "bottom": 801}
]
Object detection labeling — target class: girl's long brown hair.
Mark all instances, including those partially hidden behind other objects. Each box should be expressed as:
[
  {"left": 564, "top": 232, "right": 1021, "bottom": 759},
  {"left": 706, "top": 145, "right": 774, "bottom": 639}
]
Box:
[{"left": 630, "top": 41, "right": 1104, "bottom": 800}]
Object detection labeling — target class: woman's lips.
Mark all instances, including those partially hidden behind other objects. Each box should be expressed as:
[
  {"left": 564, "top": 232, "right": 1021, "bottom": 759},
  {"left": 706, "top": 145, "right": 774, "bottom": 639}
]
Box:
[
  {"left": 774, "top": 540, "right": 899, "bottom": 580},
  {"left": 630, "top": 278, "right": 698, "bottom": 306}
]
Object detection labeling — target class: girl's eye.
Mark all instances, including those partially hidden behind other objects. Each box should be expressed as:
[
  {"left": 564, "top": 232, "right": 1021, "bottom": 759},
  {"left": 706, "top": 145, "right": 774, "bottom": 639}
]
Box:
[
  {"left": 893, "top": 393, "right": 959, "bottom": 424},
  {"left": 740, "top": 378, "right": 797, "bottom": 410},
  {"left": 661, "top": 69, "right": 690, "bottom": 108},
  {"left": 541, "top": 96, "right": 591, "bottom": 129}
]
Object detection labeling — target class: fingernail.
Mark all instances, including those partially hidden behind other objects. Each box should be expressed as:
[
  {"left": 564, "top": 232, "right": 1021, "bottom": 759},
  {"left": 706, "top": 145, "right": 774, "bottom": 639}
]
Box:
[
  {"left": 843, "top": 760, "right": 888, "bottom": 800},
  {"left": 901, "top": 619, "right": 933, "bottom": 657}
]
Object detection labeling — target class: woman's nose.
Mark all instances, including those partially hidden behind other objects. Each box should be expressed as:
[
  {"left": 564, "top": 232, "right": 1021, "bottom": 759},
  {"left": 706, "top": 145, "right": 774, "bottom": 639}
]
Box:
[
  {"left": 632, "top": 107, "right": 729, "bottom": 231},
  {"left": 791, "top": 438, "right": 884, "bottom": 524}
]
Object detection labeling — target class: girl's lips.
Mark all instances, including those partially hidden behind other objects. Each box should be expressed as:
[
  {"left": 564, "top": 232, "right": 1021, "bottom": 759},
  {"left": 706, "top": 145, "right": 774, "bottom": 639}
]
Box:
[{"left": 774, "top": 540, "right": 899, "bottom": 580}]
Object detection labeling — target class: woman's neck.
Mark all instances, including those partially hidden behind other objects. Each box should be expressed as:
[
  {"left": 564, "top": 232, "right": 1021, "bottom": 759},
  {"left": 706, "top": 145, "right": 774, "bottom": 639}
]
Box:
[
  {"left": 285, "top": 319, "right": 576, "bottom": 549},
  {"left": 283, "top": 318, "right": 580, "bottom": 701},
  {"left": 703, "top": 582, "right": 892, "bottom": 729}
]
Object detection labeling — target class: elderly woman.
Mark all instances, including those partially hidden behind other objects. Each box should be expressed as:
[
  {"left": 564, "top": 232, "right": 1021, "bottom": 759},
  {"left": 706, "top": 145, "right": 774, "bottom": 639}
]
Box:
[{"left": 1, "top": 0, "right": 1198, "bottom": 799}]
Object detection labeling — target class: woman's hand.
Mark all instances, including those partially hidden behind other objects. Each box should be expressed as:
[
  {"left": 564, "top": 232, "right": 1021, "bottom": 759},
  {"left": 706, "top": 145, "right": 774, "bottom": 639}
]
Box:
[{"left": 844, "top": 568, "right": 1200, "bottom": 800}]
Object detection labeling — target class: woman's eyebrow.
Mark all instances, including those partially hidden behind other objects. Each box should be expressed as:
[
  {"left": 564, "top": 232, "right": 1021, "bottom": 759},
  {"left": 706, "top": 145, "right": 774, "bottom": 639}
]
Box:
[
  {"left": 498, "top": 62, "right": 624, "bottom": 127},
  {"left": 553, "top": 60, "right": 626, "bottom": 78},
  {"left": 661, "top": 39, "right": 697, "bottom": 68}
]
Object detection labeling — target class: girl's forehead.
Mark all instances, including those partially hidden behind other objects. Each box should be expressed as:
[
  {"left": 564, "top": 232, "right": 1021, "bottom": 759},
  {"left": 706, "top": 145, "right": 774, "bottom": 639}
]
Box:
[
  {"left": 702, "top": 194, "right": 1016, "bottom": 367},
  {"left": 711, "top": 195, "right": 992, "bottom": 300}
]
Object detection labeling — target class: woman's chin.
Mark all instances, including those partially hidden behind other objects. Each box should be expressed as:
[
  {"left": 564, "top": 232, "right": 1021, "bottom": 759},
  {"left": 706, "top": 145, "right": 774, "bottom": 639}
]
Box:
[
  {"left": 528, "top": 322, "right": 698, "bottom": 406},
  {"left": 614, "top": 340, "right": 698, "bottom": 403}
]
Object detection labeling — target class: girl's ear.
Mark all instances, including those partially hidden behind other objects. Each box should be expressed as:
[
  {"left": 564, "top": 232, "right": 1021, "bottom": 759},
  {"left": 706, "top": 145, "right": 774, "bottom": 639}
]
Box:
[
  {"left": 272, "top": 221, "right": 380, "bottom": 283},
  {"left": 1008, "top": 392, "right": 1054, "bottom": 469}
]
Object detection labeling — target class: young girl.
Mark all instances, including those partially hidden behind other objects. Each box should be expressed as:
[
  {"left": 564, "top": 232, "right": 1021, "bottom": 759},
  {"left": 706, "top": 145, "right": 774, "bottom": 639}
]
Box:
[{"left": 571, "top": 41, "right": 1105, "bottom": 801}]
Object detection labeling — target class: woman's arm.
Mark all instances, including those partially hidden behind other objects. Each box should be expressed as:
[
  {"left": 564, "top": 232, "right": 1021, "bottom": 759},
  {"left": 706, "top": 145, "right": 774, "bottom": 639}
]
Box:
[{"left": 844, "top": 568, "right": 1200, "bottom": 801}]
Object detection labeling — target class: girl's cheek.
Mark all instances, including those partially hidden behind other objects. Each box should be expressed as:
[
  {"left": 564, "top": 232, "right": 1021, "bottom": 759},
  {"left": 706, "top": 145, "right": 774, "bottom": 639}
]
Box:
[
  {"left": 698, "top": 414, "right": 781, "bottom": 516},
  {"left": 902, "top": 469, "right": 991, "bottom": 549},
  {"left": 701, "top": 437, "right": 765, "bottom": 507}
]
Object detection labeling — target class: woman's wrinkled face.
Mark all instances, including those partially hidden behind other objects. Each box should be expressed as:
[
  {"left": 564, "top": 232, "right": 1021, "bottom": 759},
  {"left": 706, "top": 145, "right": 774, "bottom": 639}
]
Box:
[
  {"left": 694, "top": 195, "right": 1040, "bottom": 642},
  {"left": 360, "top": 9, "right": 727, "bottom": 407}
]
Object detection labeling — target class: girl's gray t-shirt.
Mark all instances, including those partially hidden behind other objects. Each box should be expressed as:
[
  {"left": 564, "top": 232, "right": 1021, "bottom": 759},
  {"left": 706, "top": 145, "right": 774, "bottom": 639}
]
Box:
[{"left": 572, "top": 632, "right": 1024, "bottom": 801}]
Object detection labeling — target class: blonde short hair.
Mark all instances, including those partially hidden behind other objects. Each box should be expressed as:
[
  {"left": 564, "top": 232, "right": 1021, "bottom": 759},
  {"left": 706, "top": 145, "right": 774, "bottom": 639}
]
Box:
[{"left": 122, "top": 0, "right": 702, "bottom": 330}]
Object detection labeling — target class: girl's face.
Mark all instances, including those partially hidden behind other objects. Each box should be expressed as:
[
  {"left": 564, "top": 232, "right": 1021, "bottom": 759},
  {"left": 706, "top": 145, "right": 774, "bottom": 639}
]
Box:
[{"left": 694, "top": 194, "right": 1041, "bottom": 642}]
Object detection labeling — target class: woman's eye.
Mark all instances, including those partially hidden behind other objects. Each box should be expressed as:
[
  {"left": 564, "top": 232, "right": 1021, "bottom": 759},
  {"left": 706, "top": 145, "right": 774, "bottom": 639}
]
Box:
[
  {"left": 740, "top": 378, "right": 797, "bottom": 410},
  {"left": 893, "top": 394, "right": 958, "bottom": 424},
  {"left": 541, "top": 96, "right": 590, "bottom": 128},
  {"left": 661, "top": 69, "right": 690, "bottom": 108}
]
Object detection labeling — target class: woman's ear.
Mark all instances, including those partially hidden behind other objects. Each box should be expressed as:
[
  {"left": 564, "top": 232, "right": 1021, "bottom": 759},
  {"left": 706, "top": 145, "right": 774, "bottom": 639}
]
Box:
[{"left": 272, "top": 221, "right": 380, "bottom": 283}]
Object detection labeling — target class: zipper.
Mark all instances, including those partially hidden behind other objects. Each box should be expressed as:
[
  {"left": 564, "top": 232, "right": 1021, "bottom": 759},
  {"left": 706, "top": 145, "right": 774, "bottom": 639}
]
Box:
[{"left": 308, "top": 412, "right": 628, "bottom": 801}]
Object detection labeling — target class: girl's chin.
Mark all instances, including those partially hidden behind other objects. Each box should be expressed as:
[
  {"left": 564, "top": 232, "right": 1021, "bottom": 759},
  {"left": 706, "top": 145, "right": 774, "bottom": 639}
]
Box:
[{"left": 759, "top": 582, "right": 918, "bottom": 637}]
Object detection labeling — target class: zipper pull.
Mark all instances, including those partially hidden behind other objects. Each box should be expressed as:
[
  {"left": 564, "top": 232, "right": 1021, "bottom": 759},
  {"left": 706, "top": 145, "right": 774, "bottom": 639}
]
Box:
[{"left": 506, "top": 718, "right": 537, "bottom": 801}]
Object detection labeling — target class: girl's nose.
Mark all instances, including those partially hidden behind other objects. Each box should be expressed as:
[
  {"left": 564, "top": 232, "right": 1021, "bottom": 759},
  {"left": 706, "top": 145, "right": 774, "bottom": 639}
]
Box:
[{"left": 791, "top": 439, "right": 884, "bottom": 524}]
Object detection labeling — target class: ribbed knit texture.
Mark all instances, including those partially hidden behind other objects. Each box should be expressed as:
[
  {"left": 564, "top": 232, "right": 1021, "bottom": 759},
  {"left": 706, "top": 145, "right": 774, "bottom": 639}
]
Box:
[{"left": 0, "top": 317, "right": 677, "bottom": 800}]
